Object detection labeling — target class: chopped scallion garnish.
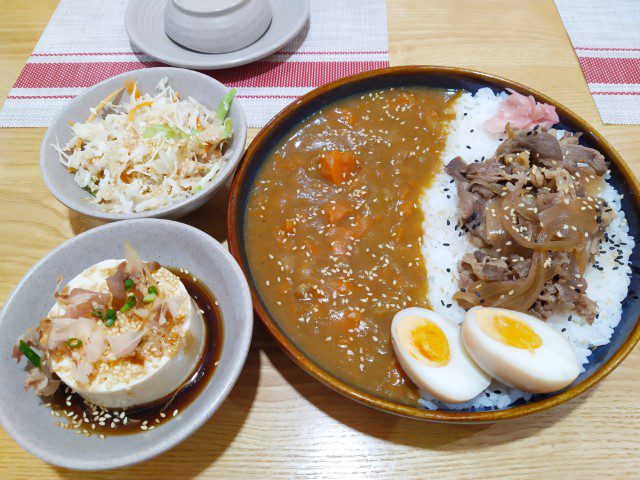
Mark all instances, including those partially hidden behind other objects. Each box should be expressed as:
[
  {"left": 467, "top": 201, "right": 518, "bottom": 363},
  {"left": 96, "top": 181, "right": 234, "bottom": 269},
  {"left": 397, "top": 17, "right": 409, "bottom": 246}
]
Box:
[
  {"left": 120, "top": 295, "right": 137, "bottom": 312},
  {"left": 65, "top": 338, "right": 83, "bottom": 349},
  {"left": 215, "top": 88, "right": 236, "bottom": 122},
  {"left": 105, "top": 309, "right": 117, "bottom": 327},
  {"left": 143, "top": 124, "right": 188, "bottom": 140},
  {"left": 220, "top": 117, "right": 233, "bottom": 140},
  {"left": 19, "top": 340, "right": 41, "bottom": 368},
  {"left": 148, "top": 285, "right": 159, "bottom": 295},
  {"left": 124, "top": 278, "right": 135, "bottom": 291},
  {"left": 143, "top": 293, "right": 157, "bottom": 303}
]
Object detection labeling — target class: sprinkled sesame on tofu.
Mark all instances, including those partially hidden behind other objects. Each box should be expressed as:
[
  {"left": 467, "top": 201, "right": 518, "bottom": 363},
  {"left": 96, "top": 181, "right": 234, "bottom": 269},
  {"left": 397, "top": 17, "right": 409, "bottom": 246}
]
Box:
[{"left": 45, "top": 259, "right": 206, "bottom": 410}]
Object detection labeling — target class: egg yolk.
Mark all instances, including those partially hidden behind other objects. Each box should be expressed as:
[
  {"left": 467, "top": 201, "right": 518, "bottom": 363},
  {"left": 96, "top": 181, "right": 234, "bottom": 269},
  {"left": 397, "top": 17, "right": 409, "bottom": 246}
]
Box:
[
  {"left": 479, "top": 312, "right": 542, "bottom": 350},
  {"left": 411, "top": 320, "right": 451, "bottom": 366}
]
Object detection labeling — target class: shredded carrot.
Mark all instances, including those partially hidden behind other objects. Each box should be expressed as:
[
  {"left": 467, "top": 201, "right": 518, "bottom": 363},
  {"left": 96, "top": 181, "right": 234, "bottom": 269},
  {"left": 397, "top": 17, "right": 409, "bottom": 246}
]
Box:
[
  {"left": 204, "top": 143, "right": 211, "bottom": 155},
  {"left": 196, "top": 117, "right": 203, "bottom": 131},
  {"left": 124, "top": 79, "right": 141, "bottom": 100},
  {"left": 86, "top": 87, "right": 124, "bottom": 123},
  {"left": 127, "top": 101, "right": 153, "bottom": 121}
]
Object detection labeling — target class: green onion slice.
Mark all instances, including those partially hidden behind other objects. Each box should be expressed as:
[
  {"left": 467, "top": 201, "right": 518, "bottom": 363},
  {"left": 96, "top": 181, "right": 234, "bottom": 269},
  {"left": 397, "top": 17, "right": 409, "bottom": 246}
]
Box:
[
  {"left": 124, "top": 278, "right": 134, "bottom": 291},
  {"left": 104, "top": 308, "right": 117, "bottom": 327},
  {"left": 19, "top": 340, "right": 41, "bottom": 368},
  {"left": 220, "top": 117, "right": 233, "bottom": 140},
  {"left": 143, "top": 293, "right": 157, "bottom": 304},
  {"left": 148, "top": 285, "right": 159, "bottom": 295},
  {"left": 215, "top": 88, "right": 236, "bottom": 122},
  {"left": 143, "top": 124, "right": 182, "bottom": 140},
  {"left": 120, "top": 295, "right": 137, "bottom": 312},
  {"left": 65, "top": 338, "right": 83, "bottom": 349}
]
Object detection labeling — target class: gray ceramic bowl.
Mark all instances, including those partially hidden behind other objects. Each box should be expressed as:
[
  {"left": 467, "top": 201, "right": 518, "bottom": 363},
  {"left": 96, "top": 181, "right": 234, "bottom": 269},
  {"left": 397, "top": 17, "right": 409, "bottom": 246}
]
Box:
[
  {"left": 40, "top": 67, "right": 247, "bottom": 221},
  {"left": 0, "top": 219, "right": 253, "bottom": 469},
  {"left": 164, "top": 0, "right": 273, "bottom": 54}
]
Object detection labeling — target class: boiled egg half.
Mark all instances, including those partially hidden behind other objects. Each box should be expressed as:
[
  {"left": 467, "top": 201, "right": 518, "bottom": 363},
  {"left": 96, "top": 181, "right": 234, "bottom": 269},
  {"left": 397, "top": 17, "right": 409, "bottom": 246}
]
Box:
[
  {"left": 391, "top": 307, "right": 491, "bottom": 403},
  {"left": 462, "top": 307, "right": 580, "bottom": 393}
]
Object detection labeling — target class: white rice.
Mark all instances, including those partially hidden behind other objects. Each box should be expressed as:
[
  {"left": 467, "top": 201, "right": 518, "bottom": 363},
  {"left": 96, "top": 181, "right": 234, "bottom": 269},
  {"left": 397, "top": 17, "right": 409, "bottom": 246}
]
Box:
[{"left": 418, "top": 88, "right": 634, "bottom": 411}]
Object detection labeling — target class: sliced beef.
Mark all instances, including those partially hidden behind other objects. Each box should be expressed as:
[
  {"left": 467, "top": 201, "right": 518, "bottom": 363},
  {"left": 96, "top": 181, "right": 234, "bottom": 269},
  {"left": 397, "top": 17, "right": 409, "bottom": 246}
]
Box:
[
  {"left": 461, "top": 251, "right": 510, "bottom": 282},
  {"left": 469, "top": 183, "right": 495, "bottom": 199},
  {"left": 559, "top": 131, "right": 581, "bottom": 146},
  {"left": 446, "top": 126, "right": 611, "bottom": 323},
  {"left": 464, "top": 157, "right": 506, "bottom": 184},
  {"left": 456, "top": 183, "right": 484, "bottom": 221},
  {"left": 561, "top": 143, "right": 607, "bottom": 176},
  {"left": 496, "top": 129, "right": 563, "bottom": 166},
  {"left": 508, "top": 255, "right": 531, "bottom": 279},
  {"left": 535, "top": 189, "right": 562, "bottom": 211},
  {"left": 445, "top": 157, "right": 490, "bottom": 224},
  {"left": 444, "top": 156, "right": 468, "bottom": 182},
  {"left": 573, "top": 294, "right": 599, "bottom": 323}
]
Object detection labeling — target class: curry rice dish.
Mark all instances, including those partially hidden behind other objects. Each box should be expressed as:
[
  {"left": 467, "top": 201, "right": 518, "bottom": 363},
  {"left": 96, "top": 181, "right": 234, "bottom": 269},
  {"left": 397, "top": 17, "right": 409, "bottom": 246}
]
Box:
[{"left": 244, "top": 86, "right": 634, "bottom": 410}]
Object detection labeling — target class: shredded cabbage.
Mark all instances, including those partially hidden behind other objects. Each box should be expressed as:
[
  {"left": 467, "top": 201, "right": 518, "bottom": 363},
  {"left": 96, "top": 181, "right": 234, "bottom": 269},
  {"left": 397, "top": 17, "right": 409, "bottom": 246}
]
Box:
[{"left": 53, "top": 79, "right": 235, "bottom": 213}]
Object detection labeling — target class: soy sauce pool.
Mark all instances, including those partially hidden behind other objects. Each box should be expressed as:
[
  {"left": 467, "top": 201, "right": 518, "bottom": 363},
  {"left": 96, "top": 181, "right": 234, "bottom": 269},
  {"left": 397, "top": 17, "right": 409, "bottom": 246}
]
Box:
[{"left": 47, "top": 270, "right": 223, "bottom": 437}]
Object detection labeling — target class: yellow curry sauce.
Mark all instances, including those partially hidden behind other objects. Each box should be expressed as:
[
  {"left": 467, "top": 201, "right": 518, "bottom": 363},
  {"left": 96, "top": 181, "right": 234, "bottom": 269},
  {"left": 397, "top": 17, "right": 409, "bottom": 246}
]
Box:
[{"left": 245, "top": 87, "right": 458, "bottom": 405}]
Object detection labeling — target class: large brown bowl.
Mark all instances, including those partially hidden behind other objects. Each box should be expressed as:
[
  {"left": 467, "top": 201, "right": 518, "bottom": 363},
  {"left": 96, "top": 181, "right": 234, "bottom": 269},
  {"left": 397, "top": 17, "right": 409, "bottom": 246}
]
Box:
[{"left": 228, "top": 66, "right": 640, "bottom": 422}]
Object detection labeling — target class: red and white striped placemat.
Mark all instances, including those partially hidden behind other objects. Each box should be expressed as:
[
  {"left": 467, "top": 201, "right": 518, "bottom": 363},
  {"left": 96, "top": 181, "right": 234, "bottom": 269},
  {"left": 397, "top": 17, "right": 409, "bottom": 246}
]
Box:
[
  {"left": 555, "top": 0, "right": 640, "bottom": 125},
  {"left": 0, "top": 0, "right": 389, "bottom": 128}
]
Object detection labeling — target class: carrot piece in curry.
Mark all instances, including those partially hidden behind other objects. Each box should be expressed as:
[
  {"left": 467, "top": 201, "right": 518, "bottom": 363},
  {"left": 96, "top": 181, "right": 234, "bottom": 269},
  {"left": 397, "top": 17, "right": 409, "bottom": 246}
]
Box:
[
  {"left": 318, "top": 151, "right": 358, "bottom": 185},
  {"left": 325, "top": 200, "right": 352, "bottom": 224}
]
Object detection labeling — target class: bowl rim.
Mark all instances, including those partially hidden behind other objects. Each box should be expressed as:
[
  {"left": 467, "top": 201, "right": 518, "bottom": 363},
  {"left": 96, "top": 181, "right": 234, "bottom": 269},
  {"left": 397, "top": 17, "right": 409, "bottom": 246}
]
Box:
[
  {"left": 0, "top": 219, "right": 254, "bottom": 468},
  {"left": 227, "top": 65, "right": 640, "bottom": 423},
  {"left": 39, "top": 67, "right": 247, "bottom": 221}
]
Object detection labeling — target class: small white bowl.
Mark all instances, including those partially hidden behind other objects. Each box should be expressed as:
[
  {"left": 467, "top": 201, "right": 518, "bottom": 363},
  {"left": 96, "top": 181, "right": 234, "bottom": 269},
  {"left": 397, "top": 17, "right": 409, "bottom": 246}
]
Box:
[
  {"left": 0, "top": 219, "right": 253, "bottom": 469},
  {"left": 164, "top": 0, "right": 272, "bottom": 54},
  {"left": 40, "top": 67, "right": 246, "bottom": 221}
]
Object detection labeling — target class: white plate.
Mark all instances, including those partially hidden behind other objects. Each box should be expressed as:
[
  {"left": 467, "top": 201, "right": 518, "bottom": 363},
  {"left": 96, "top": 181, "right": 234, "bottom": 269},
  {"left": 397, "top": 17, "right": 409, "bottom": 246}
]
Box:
[{"left": 125, "top": 0, "right": 310, "bottom": 70}]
